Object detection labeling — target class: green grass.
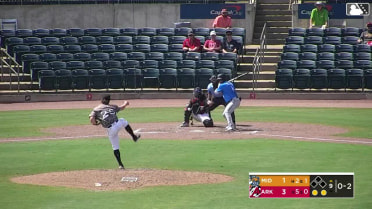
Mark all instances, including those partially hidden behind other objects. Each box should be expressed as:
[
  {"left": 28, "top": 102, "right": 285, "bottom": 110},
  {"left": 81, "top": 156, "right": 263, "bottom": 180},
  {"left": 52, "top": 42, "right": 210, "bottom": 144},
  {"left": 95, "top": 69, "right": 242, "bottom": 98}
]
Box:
[{"left": 0, "top": 106, "right": 371, "bottom": 209}]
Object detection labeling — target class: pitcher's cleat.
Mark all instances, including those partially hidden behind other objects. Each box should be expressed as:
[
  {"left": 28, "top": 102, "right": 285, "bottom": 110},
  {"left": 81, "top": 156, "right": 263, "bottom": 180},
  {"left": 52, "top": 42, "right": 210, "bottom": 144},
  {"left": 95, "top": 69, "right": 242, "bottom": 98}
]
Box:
[
  {"left": 133, "top": 134, "right": 141, "bottom": 142},
  {"left": 119, "top": 165, "right": 125, "bottom": 170}
]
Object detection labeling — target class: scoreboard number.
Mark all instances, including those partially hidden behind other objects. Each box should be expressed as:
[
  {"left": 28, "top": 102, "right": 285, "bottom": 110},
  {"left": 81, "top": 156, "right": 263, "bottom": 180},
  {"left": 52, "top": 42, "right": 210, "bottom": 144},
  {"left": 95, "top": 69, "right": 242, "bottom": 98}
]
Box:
[{"left": 249, "top": 172, "right": 354, "bottom": 198}]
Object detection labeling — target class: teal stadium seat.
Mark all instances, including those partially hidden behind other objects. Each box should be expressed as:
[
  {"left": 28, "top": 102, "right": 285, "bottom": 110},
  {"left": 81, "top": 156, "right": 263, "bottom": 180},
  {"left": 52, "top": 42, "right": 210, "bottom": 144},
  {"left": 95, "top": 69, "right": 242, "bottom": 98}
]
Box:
[
  {"left": 310, "top": 68, "right": 328, "bottom": 89},
  {"left": 275, "top": 68, "right": 293, "bottom": 90},
  {"left": 72, "top": 69, "right": 89, "bottom": 91},
  {"left": 89, "top": 69, "right": 107, "bottom": 90},
  {"left": 346, "top": 69, "right": 364, "bottom": 90},
  {"left": 106, "top": 68, "right": 124, "bottom": 90},
  {"left": 38, "top": 70, "right": 56, "bottom": 91},
  {"left": 328, "top": 68, "right": 346, "bottom": 90},
  {"left": 159, "top": 68, "right": 177, "bottom": 89},
  {"left": 55, "top": 69, "right": 73, "bottom": 91}
]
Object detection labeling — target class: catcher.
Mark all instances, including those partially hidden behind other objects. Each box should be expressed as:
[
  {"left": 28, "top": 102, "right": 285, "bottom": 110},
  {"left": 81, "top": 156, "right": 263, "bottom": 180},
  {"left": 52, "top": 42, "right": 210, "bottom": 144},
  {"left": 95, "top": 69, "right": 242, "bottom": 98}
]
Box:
[
  {"left": 180, "top": 87, "right": 214, "bottom": 128},
  {"left": 89, "top": 94, "right": 140, "bottom": 170}
]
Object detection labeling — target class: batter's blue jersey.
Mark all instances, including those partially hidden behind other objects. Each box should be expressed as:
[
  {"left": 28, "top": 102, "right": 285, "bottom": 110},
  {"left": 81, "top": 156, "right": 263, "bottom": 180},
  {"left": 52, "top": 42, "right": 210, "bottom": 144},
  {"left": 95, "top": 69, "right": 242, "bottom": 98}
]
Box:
[
  {"left": 207, "top": 83, "right": 222, "bottom": 98},
  {"left": 215, "top": 81, "right": 238, "bottom": 103}
]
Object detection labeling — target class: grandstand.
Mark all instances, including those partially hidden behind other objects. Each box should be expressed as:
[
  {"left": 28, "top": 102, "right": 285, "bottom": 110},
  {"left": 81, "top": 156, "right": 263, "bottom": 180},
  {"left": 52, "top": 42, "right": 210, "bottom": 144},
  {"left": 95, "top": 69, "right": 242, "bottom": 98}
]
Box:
[{"left": 0, "top": 0, "right": 372, "bottom": 102}]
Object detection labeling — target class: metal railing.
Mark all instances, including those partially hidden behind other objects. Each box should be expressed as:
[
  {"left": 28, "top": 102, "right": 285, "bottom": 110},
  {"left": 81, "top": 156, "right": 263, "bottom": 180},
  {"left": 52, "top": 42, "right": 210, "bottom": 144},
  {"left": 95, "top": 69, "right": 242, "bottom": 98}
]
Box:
[
  {"left": 251, "top": 22, "right": 266, "bottom": 92},
  {"left": 0, "top": 48, "right": 21, "bottom": 93}
]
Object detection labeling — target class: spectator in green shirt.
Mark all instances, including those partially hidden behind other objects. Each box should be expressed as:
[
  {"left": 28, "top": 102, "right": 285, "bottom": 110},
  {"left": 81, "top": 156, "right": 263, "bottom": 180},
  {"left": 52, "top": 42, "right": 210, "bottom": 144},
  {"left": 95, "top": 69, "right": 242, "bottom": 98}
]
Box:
[{"left": 309, "top": 1, "right": 328, "bottom": 29}]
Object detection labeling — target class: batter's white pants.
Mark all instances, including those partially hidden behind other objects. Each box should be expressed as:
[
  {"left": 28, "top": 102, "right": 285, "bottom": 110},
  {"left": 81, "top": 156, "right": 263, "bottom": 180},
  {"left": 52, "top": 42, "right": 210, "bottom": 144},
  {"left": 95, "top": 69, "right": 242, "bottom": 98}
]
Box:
[
  {"left": 223, "top": 97, "right": 240, "bottom": 130},
  {"left": 107, "top": 118, "right": 128, "bottom": 150}
]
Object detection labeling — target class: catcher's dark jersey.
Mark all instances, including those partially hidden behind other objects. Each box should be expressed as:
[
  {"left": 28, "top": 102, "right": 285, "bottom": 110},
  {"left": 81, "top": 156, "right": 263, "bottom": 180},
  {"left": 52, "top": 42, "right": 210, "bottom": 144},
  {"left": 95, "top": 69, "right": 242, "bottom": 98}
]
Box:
[
  {"left": 186, "top": 94, "right": 208, "bottom": 114},
  {"left": 89, "top": 104, "right": 120, "bottom": 128}
]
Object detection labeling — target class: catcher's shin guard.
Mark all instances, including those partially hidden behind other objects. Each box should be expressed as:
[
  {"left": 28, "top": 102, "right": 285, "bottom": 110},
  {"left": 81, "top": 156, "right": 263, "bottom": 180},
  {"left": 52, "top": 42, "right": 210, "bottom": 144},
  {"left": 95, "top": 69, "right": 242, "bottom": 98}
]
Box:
[{"left": 203, "top": 119, "right": 214, "bottom": 127}]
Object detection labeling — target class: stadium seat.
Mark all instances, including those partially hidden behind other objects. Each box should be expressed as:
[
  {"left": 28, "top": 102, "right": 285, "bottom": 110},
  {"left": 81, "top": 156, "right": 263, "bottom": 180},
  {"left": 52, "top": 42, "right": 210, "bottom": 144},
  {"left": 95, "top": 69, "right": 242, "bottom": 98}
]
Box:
[
  {"left": 122, "top": 60, "right": 140, "bottom": 68},
  {"left": 67, "top": 28, "right": 85, "bottom": 37},
  {"left": 120, "top": 28, "right": 139, "bottom": 36},
  {"left": 0, "top": 29, "right": 15, "bottom": 48},
  {"left": 39, "top": 52, "right": 57, "bottom": 62},
  {"left": 30, "top": 61, "right": 49, "bottom": 81},
  {"left": 16, "top": 29, "right": 33, "bottom": 37},
  {"left": 342, "top": 36, "right": 360, "bottom": 45},
  {"left": 174, "top": 27, "right": 192, "bottom": 36},
  {"left": 84, "top": 28, "right": 102, "bottom": 36},
  {"left": 318, "top": 44, "right": 335, "bottom": 53},
  {"left": 305, "top": 36, "right": 323, "bottom": 45},
  {"left": 49, "top": 61, "right": 67, "bottom": 70},
  {"left": 142, "top": 68, "right": 160, "bottom": 89},
  {"left": 41, "top": 37, "right": 60, "bottom": 45},
  {"left": 110, "top": 52, "right": 128, "bottom": 61},
  {"left": 168, "top": 44, "right": 184, "bottom": 52},
  {"left": 139, "top": 27, "right": 157, "bottom": 36},
  {"left": 275, "top": 68, "right": 293, "bottom": 90},
  {"left": 364, "top": 69, "right": 372, "bottom": 89},
  {"left": 5, "top": 37, "right": 23, "bottom": 55},
  {"left": 201, "top": 52, "right": 219, "bottom": 61},
  {"left": 115, "top": 44, "right": 133, "bottom": 52},
  {"left": 159, "top": 60, "right": 177, "bottom": 69},
  {"left": 301, "top": 44, "right": 318, "bottom": 53},
  {"left": 91, "top": 52, "right": 110, "bottom": 61},
  {"left": 230, "top": 27, "right": 246, "bottom": 38},
  {"left": 21, "top": 53, "right": 40, "bottom": 74},
  {"left": 310, "top": 68, "right": 328, "bottom": 89},
  {"left": 342, "top": 27, "right": 362, "bottom": 37},
  {"left": 47, "top": 44, "right": 64, "bottom": 53},
  {"left": 89, "top": 69, "right": 107, "bottom": 90},
  {"left": 293, "top": 68, "right": 311, "bottom": 89},
  {"left": 72, "top": 69, "right": 89, "bottom": 90},
  {"left": 335, "top": 60, "right": 353, "bottom": 69},
  {"left": 164, "top": 52, "right": 183, "bottom": 61},
  {"left": 146, "top": 52, "right": 164, "bottom": 61},
  {"left": 30, "top": 45, "right": 47, "bottom": 54},
  {"left": 354, "top": 44, "right": 371, "bottom": 53},
  {"left": 127, "top": 52, "right": 146, "bottom": 60},
  {"left": 213, "top": 28, "right": 227, "bottom": 36},
  {"left": 150, "top": 43, "right": 169, "bottom": 52},
  {"left": 346, "top": 69, "right": 364, "bottom": 90},
  {"left": 219, "top": 52, "right": 238, "bottom": 66},
  {"left": 168, "top": 36, "right": 186, "bottom": 44},
  {"left": 277, "top": 60, "right": 297, "bottom": 70},
  {"left": 335, "top": 52, "right": 353, "bottom": 60},
  {"left": 78, "top": 36, "right": 96, "bottom": 44},
  {"left": 23, "top": 37, "right": 41, "bottom": 45},
  {"left": 96, "top": 36, "right": 114, "bottom": 44},
  {"left": 306, "top": 28, "right": 324, "bottom": 36},
  {"left": 134, "top": 44, "right": 151, "bottom": 52},
  {"left": 73, "top": 52, "right": 91, "bottom": 61},
  {"left": 324, "top": 27, "right": 342, "bottom": 37},
  {"left": 354, "top": 52, "right": 371, "bottom": 60},
  {"left": 102, "top": 28, "right": 120, "bottom": 36},
  {"left": 354, "top": 60, "right": 372, "bottom": 69},
  {"left": 106, "top": 68, "right": 124, "bottom": 90},
  {"left": 13, "top": 45, "right": 30, "bottom": 63},
  {"left": 60, "top": 36, "right": 79, "bottom": 45},
  {"left": 157, "top": 28, "right": 175, "bottom": 36},
  {"left": 195, "top": 35, "right": 205, "bottom": 45},
  {"left": 323, "top": 36, "right": 341, "bottom": 45},
  {"left": 150, "top": 36, "right": 169, "bottom": 44},
  {"left": 288, "top": 27, "right": 306, "bottom": 37},
  {"left": 55, "top": 69, "right": 73, "bottom": 90},
  {"left": 177, "top": 68, "right": 195, "bottom": 89},
  {"left": 299, "top": 52, "right": 317, "bottom": 61},
  {"left": 114, "top": 36, "right": 132, "bottom": 44},
  {"left": 184, "top": 52, "right": 201, "bottom": 61},
  {"left": 85, "top": 60, "right": 103, "bottom": 69},
  {"left": 196, "top": 60, "right": 215, "bottom": 69},
  {"left": 66, "top": 60, "right": 85, "bottom": 70},
  {"left": 317, "top": 52, "right": 335, "bottom": 61},
  {"left": 193, "top": 27, "right": 210, "bottom": 36},
  {"left": 316, "top": 60, "right": 335, "bottom": 69},
  {"left": 50, "top": 28, "right": 67, "bottom": 37},
  {"left": 297, "top": 60, "right": 316, "bottom": 69},
  {"left": 328, "top": 68, "right": 346, "bottom": 90},
  {"left": 132, "top": 36, "right": 151, "bottom": 44},
  {"left": 215, "top": 60, "right": 234, "bottom": 71},
  {"left": 177, "top": 60, "right": 196, "bottom": 69},
  {"left": 81, "top": 44, "right": 98, "bottom": 53},
  {"left": 103, "top": 60, "right": 122, "bottom": 69},
  {"left": 98, "top": 44, "right": 116, "bottom": 53},
  {"left": 159, "top": 68, "right": 177, "bottom": 89},
  {"left": 283, "top": 44, "right": 301, "bottom": 53},
  {"left": 123, "top": 68, "right": 142, "bottom": 89},
  {"left": 336, "top": 44, "right": 354, "bottom": 53},
  {"left": 64, "top": 44, "right": 81, "bottom": 53},
  {"left": 56, "top": 53, "right": 74, "bottom": 61},
  {"left": 195, "top": 68, "right": 214, "bottom": 87},
  {"left": 140, "top": 60, "right": 159, "bottom": 69},
  {"left": 38, "top": 70, "right": 56, "bottom": 91},
  {"left": 33, "top": 28, "right": 50, "bottom": 37}
]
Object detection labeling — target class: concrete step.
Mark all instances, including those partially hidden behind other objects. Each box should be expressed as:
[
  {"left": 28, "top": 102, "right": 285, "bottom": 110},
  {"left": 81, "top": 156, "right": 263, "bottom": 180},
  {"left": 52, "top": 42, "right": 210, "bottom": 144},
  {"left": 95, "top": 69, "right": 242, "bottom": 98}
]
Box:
[
  {"left": 255, "top": 27, "right": 291, "bottom": 34},
  {"left": 0, "top": 82, "right": 37, "bottom": 91},
  {"left": 259, "top": 10, "right": 292, "bottom": 15},
  {"left": 239, "top": 63, "right": 277, "bottom": 72},
  {"left": 234, "top": 80, "right": 276, "bottom": 89},
  {"left": 255, "top": 21, "right": 292, "bottom": 27},
  {"left": 253, "top": 32, "right": 288, "bottom": 40},
  {"left": 255, "top": 15, "right": 292, "bottom": 22},
  {"left": 258, "top": 0, "right": 290, "bottom": 4},
  {"left": 256, "top": 4, "right": 291, "bottom": 11},
  {"left": 252, "top": 39, "right": 286, "bottom": 45},
  {"left": 241, "top": 55, "right": 280, "bottom": 63}
]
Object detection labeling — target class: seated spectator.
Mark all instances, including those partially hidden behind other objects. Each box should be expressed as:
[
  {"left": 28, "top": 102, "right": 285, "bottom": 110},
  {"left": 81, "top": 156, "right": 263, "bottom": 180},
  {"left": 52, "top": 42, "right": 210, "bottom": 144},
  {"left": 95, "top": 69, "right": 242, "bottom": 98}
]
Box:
[
  {"left": 222, "top": 30, "right": 241, "bottom": 54},
  {"left": 203, "top": 31, "right": 222, "bottom": 53},
  {"left": 213, "top": 8, "right": 232, "bottom": 29},
  {"left": 358, "top": 22, "right": 372, "bottom": 45},
  {"left": 183, "top": 32, "right": 201, "bottom": 52}
]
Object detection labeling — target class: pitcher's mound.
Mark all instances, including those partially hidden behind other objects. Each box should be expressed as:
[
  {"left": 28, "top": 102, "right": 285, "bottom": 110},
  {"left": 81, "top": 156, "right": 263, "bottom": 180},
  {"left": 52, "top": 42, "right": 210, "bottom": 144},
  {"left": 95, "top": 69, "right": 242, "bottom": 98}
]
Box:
[{"left": 11, "top": 169, "right": 234, "bottom": 191}]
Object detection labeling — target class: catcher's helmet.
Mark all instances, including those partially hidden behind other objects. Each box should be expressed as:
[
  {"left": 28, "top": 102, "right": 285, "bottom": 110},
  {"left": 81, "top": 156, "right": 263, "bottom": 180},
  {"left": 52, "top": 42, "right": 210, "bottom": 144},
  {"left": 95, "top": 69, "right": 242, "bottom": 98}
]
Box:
[{"left": 193, "top": 87, "right": 203, "bottom": 98}]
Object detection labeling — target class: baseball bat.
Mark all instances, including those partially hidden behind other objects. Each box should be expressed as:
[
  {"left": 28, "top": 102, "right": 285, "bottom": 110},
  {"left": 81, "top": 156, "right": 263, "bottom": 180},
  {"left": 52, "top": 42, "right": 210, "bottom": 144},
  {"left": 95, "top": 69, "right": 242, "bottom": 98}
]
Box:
[{"left": 229, "top": 72, "right": 249, "bottom": 82}]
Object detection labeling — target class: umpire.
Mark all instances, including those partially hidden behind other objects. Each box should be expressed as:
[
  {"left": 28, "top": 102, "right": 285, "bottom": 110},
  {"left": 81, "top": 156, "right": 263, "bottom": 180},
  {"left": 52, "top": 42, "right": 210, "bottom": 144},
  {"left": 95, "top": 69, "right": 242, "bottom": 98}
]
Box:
[{"left": 207, "top": 75, "right": 235, "bottom": 125}]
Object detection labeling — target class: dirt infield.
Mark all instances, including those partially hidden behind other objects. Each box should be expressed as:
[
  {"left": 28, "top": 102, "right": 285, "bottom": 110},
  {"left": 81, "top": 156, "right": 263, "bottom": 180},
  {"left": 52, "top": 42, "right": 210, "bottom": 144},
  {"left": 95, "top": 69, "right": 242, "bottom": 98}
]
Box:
[{"left": 3, "top": 99, "right": 372, "bottom": 191}]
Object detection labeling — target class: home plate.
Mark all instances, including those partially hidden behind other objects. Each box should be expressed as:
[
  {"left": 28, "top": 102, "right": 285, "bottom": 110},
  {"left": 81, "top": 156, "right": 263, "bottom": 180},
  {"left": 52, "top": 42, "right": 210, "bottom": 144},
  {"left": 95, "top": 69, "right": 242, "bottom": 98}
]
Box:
[
  {"left": 190, "top": 130, "right": 205, "bottom": 133},
  {"left": 121, "top": 177, "right": 138, "bottom": 182}
]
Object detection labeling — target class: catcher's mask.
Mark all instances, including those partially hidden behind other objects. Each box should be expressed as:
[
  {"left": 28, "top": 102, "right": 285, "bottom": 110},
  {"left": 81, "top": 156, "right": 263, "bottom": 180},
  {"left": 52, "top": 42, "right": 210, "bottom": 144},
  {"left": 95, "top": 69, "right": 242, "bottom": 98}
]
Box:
[
  {"left": 203, "top": 119, "right": 214, "bottom": 127},
  {"left": 193, "top": 87, "right": 203, "bottom": 98}
]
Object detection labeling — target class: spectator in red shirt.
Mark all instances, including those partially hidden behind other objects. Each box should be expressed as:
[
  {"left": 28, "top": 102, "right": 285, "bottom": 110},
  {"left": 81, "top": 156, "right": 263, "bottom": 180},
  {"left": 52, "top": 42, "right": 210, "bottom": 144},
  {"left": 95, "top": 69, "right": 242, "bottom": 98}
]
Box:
[
  {"left": 203, "top": 30, "right": 222, "bottom": 53},
  {"left": 183, "top": 32, "right": 201, "bottom": 52},
  {"left": 213, "top": 9, "right": 232, "bottom": 29}
]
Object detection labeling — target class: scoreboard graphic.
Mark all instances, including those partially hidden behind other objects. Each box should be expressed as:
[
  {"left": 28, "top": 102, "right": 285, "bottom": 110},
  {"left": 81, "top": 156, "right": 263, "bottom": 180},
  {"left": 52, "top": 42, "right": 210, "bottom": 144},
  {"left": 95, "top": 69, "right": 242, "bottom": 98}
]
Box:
[
  {"left": 346, "top": 3, "right": 370, "bottom": 16},
  {"left": 249, "top": 172, "right": 354, "bottom": 198}
]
